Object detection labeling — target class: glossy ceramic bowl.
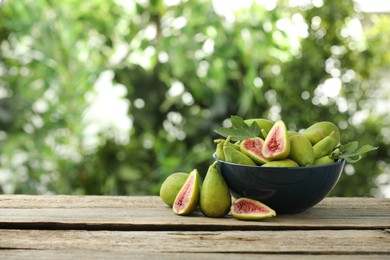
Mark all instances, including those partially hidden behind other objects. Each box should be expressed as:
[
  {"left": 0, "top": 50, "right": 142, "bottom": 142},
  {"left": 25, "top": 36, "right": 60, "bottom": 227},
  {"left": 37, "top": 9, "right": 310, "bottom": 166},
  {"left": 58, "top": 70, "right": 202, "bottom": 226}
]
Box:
[{"left": 214, "top": 154, "right": 345, "bottom": 213}]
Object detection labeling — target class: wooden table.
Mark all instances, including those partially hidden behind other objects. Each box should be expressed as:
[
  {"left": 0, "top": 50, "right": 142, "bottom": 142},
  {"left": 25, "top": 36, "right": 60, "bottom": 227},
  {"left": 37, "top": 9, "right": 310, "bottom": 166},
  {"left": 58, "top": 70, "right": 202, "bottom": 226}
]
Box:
[{"left": 0, "top": 195, "right": 389, "bottom": 259}]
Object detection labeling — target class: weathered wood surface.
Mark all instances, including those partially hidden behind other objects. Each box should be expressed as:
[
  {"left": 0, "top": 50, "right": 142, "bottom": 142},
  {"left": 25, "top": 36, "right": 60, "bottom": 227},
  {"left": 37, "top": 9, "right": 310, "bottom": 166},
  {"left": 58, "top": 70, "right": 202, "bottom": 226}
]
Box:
[
  {"left": 1, "top": 251, "right": 388, "bottom": 260},
  {"left": 0, "top": 195, "right": 389, "bottom": 230},
  {"left": 0, "top": 229, "right": 389, "bottom": 255},
  {"left": 0, "top": 195, "right": 389, "bottom": 259}
]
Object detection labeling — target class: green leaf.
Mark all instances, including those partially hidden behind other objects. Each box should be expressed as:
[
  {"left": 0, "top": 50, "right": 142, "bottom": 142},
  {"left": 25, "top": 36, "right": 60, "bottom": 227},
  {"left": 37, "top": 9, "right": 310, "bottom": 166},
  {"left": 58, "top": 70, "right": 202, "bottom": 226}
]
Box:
[
  {"left": 214, "top": 115, "right": 260, "bottom": 141},
  {"left": 355, "top": 144, "right": 379, "bottom": 154},
  {"left": 343, "top": 155, "right": 362, "bottom": 163},
  {"left": 332, "top": 142, "right": 378, "bottom": 163},
  {"left": 230, "top": 115, "right": 248, "bottom": 128},
  {"left": 339, "top": 141, "right": 359, "bottom": 154}
]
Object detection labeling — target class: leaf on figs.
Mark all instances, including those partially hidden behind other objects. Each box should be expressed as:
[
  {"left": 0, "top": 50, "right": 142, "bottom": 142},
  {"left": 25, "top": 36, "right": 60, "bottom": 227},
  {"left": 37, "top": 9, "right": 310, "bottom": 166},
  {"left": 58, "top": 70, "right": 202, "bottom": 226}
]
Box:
[
  {"left": 214, "top": 115, "right": 260, "bottom": 142},
  {"left": 330, "top": 141, "right": 378, "bottom": 163}
]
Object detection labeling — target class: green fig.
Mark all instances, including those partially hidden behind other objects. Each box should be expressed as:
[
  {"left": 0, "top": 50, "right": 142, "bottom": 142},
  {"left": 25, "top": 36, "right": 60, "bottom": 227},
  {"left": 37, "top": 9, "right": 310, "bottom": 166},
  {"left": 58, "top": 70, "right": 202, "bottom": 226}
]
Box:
[
  {"left": 226, "top": 139, "right": 241, "bottom": 151},
  {"left": 302, "top": 121, "right": 340, "bottom": 146},
  {"left": 214, "top": 139, "right": 225, "bottom": 160},
  {"left": 244, "top": 118, "right": 274, "bottom": 139},
  {"left": 231, "top": 197, "right": 276, "bottom": 221},
  {"left": 240, "top": 137, "right": 269, "bottom": 165},
  {"left": 288, "top": 134, "right": 314, "bottom": 166},
  {"left": 287, "top": 130, "right": 299, "bottom": 137},
  {"left": 262, "top": 159, "right": 299, "bottom": 167},
  {"left": 199, "top": 161, "right": 231, "bottom": 218},
  {"left": 159, "top": 172, "right": 189, "bottom": 207},
  {"left": 312, "top": 131, "right": 338, "bottom": 159},
  {"left": 262, "top": 120, "right": 290, "bottom": 160},
  {"left": 313, "top": 155, "right": 335, "bottom": 165},
  {"left": 173, "top": 169, "right": 200, "bottom": 216},
  {"left": 261, "top": 128, "right": 268, "bottom": 139},
  {"left": 223, "top": 136, "right": 257, "bottom": 166}
]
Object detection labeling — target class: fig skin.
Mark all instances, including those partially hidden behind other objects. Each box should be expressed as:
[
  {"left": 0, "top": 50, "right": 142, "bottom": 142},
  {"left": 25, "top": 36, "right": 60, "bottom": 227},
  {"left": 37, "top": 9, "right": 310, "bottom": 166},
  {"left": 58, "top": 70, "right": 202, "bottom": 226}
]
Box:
[
  {"left": 287, "top": 131, "right": 299, "bottom": 138},
  {"left": 262, "top": 159, "right": 299, "bottom": 167},
  {"left": 302, "top": 121, "right": 340, "bottom": 146},
  {"left": 262, "top": 120, "right": 290, "bottom": 160},
  {"left": 159, "top": 172, "right": 189, "bottom": 207},
  {"left": 231, "top": 197, "right": 276, "bottom": 221},
  {"left": 199, "top": 161, "right": 231, "bottom": 218},
  {"left": 172, "top": 169, "right": 200, "bottom": 216},
  {"left": 314, "top": 155, "right": 335, "bottom": 165},
  {"left": 312, "top": 131, "right": 339, "bottom": 159},
  {"left": 214, "top": 139, "right": 225, "bottom": 161},
  {"left": 288, "top": 134, "right": 314, "bottom": 166}
]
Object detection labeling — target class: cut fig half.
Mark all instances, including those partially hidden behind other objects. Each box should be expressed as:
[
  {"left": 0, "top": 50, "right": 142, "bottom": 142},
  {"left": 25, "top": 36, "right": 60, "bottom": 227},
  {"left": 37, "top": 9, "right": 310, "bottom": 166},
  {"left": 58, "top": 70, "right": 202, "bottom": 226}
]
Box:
[
  {"left": 262, "top": 120, "right": 290, "bottom": 160},
  {"left": 240, "top": 137, "right": 269, "bottom": 165},
  {"left": 231, "top": 197, "right": 276, "bottom": 220},
  {"left": 172, "top": 169, "right": 200, "bottom": 215}
]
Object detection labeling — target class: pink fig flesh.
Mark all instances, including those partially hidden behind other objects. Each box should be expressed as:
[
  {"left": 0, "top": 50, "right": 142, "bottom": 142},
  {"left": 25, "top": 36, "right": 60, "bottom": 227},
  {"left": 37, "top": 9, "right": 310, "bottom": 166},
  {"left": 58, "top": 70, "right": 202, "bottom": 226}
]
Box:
[
  {"left": 172, "top": 169, "right": 200, "bottom": 215},
  {"left": 262, "top": 120, "right": 290, "bottom": 160},
  {"left": 231, "top": 197, "right": 276, "bottom": 220},
  {"left": 240, "top": 138, "right": 268, "bottom": 165}
]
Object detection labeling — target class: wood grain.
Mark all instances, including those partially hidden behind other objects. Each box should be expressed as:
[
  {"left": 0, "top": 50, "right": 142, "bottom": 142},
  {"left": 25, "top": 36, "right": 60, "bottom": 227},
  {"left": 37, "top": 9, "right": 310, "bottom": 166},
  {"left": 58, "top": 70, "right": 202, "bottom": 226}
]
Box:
[
  {"left": 1, "top": 196, "right": 389, "bottom": 258},
  {"left": 0, "top": 196, "right": 389, "bottom": 231},
  {"left": 0, "top": 229, "right": 389, "bottom": 255},
  {"left": 1, "top": 250, "right": 387, "bottom": 260}
]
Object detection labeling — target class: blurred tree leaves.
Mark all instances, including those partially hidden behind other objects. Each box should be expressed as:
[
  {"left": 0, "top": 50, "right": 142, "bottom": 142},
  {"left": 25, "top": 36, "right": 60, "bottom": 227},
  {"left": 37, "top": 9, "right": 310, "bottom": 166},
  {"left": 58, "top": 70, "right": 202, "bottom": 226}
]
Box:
[{"left": 0, "top": 0, "right": 389, "bottom": 197}]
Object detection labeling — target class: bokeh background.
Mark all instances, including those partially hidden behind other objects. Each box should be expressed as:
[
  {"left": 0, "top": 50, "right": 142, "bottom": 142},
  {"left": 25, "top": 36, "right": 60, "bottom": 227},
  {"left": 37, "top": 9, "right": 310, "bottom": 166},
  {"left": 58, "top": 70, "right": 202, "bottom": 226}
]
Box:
[{"left": 0, "top": 0, "right": 389, "bottom": 197}]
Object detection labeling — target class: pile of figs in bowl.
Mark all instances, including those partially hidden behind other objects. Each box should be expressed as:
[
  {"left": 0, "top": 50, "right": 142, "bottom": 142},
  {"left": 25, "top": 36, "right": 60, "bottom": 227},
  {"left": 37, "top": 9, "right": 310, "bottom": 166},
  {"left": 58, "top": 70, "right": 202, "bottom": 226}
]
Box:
[
  {"left": 215, "top": 156, "right": 345, "bottom": 213},
  {"left": 213, "top": 116, "right": 376, "bottom": 214}
]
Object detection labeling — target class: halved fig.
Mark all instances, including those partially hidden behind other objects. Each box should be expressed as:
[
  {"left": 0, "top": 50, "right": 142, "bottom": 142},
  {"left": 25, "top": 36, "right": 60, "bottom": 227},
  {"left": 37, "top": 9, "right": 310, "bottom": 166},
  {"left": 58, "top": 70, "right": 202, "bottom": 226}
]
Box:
[
  {"left": 262, "top": 120, "right": 290, "bottom": 160},
  {"left": 231, "top": 197, "right": 276, "bottom": 220},
  {"left": 240, "top": 137, "right": 269, "bottom": 165},
  {"left": 172, "top": 169, "right": 200, "bottom": 215}
]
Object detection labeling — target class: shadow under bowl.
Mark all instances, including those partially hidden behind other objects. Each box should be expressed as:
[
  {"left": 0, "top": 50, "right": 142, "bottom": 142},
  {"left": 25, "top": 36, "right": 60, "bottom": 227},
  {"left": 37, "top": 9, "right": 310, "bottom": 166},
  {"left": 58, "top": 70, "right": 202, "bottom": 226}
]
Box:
[{"left": 214, "top": 154, "right": 345, "bottom": 214}]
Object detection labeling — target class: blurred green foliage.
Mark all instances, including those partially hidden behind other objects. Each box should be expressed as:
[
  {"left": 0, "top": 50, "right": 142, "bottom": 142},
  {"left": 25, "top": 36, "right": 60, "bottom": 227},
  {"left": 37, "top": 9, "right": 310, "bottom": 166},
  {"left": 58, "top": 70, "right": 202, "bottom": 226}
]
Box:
[{"left": 0, "top": 0, "right": 389, "bottom": 196}]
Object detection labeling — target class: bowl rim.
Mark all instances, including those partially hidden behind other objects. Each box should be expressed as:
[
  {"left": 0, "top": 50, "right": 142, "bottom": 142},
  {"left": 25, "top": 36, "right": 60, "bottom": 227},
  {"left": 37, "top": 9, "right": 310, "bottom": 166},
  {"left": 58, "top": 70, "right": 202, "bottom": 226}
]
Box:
[{"left": 213, "top": 152, "right": 345, "bottom": 170}]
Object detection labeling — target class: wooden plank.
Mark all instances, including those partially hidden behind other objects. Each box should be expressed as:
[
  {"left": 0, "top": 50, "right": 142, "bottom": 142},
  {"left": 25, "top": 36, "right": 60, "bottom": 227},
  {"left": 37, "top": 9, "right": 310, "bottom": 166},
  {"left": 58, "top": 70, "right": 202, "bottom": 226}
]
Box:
[
  {"left": 0, "top": 195, "right": 387, "bottom": 209},
  {"left": 0, "top": 196, "right": 389, "bottom": 230},
  {"left": 0, "top": 195, "right": 162, "bottom": 209},
  {"left": 1, "top": 250, "right": 388, "bottom": 260},
  {"left": 0, "top": 229, "right": 389, "bottom": 255}
]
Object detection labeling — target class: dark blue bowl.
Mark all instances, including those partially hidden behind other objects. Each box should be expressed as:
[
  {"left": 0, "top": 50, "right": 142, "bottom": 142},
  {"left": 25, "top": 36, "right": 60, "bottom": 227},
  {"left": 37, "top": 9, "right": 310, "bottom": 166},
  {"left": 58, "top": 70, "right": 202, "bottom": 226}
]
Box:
[{"left": 214, "top": 154, "right": 345, "bottom": 214}]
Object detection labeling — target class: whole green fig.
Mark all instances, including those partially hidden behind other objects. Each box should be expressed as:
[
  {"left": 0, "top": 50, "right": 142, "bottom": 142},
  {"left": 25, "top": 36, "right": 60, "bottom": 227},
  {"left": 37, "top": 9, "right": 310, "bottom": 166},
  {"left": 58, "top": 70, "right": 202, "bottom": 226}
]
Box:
[
  {"left": 302, "top": 121, "right": 340, "bottom": 146},
  {"left": 288, "top": 134, "right": 314, "bottom": 166},
  {"left": 199, "top": 161, "right": 231, "bottom": 218},
  {"left": 313, "top": 155, "right": 334, "bottom": 165},
  {"left": 312, "top": 131, "right": 339, "bottom": 159},
  {"left": 214, "top": 139, "right": 225, "bottom": 161},
  {"left": 262, "top": 159, "right": 299, "bottom": 167},
  {"left": 159, "top": 172, "right": 189, "bottom": 207}
]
